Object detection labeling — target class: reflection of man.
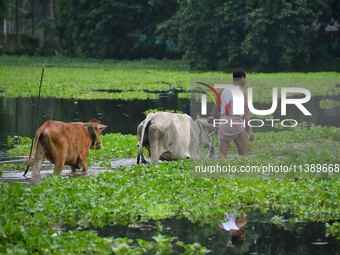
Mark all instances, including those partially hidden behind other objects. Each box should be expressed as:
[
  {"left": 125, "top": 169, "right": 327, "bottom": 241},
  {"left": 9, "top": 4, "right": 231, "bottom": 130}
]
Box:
[
  {"left": 219, "top": 211, "right": 247, "bottom": 246},
  {"left": 212, "top": 69, "right": 255, "bottom": 157}
]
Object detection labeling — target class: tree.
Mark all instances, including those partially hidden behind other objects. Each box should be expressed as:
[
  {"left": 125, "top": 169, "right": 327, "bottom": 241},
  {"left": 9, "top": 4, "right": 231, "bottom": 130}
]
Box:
[
  {"left": 54, "top": 0, "right": 178, "bottom": 59},
  {"left": 161, "top": 0, "right": 334, "bottom": 70},
  {"left": 227, "top": 0, "right": 331, "bottom": 70},
  {"left": 158, "top": 0, "right": 227, "bottom": 69}
]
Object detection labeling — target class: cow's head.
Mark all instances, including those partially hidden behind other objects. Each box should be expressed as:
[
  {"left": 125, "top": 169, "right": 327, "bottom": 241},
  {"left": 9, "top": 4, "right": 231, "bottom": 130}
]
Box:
[
  {"left": 85, "top": 120, "right": 107, "bottom": 149},
  {"left": 195, "top": 116, "right": 215, "bottom": 147}
]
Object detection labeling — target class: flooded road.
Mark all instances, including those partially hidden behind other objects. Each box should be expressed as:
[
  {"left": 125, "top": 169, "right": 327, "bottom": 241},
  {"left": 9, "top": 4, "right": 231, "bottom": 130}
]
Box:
[{"left": 0, "top": 157, "right": 136, "bottom": 184}]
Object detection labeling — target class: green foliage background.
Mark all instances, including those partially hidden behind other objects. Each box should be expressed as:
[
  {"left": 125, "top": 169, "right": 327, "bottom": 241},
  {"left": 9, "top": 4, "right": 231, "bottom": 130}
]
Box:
[
  {"left": 1, "top": 0, "right": 339, "bottom": 71},
  {"left": 161, "top": 0, "right": 338, "bottom": 70}
]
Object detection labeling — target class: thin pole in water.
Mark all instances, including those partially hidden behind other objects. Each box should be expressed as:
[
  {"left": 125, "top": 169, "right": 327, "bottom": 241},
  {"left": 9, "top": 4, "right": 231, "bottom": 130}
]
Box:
[{"left": 24, "top": 64, "right": 45, "bottom": 176}]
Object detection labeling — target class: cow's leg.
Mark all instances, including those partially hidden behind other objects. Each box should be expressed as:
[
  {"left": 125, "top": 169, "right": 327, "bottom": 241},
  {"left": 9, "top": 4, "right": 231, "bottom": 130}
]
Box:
[
  {"left": 53, "top": 151, "right": 66, "bottom": 175},
  {"left": 148, "top": 125, "right": 164, "bottom": 164},
  {"left": 32, "top": 143, "right": 45, "bottom": 177},
  {"left": 189, "top": 136, "right": 199, "bottom": 160},
  {"left": 79, "top": 156, "right": 89, "bottom": 173},
  {"left": 54, "top": 159, "right": 65, "bottom": 175},
  {"left": 150, "top": 146, "right": 161, "bottom": 164}
]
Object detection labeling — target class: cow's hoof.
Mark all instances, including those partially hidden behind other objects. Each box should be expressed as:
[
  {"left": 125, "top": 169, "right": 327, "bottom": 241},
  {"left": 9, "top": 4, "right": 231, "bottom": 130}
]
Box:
[{"left": 82, "top": 170, "right": 89, "bottom": 175}]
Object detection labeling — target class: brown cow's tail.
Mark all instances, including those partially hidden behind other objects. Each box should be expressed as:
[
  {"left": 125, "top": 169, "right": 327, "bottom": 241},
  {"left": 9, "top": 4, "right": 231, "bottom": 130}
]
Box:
[
  {"left": 137, "top": 115, "right": 153, "bottom": 164},
  {"left": 24, "top": 129, "right": 44, "bottom": 176}
]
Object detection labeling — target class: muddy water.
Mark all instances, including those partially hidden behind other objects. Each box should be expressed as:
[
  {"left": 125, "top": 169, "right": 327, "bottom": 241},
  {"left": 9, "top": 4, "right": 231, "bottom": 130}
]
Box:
[{"left": 0, "top": 157, "right": 136, "bottom": 184}]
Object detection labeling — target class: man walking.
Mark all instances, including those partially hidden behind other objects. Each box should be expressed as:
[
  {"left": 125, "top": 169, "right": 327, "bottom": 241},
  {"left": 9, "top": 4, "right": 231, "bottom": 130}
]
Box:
[{"left": 212, "top": 68, "right": 255, "bottom": 157}]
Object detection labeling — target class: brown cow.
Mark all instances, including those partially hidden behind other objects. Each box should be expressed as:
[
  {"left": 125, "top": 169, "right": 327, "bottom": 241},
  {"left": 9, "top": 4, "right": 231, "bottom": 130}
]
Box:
[{"left": 28, "top": 120, "right": 107, "bottom": 176}]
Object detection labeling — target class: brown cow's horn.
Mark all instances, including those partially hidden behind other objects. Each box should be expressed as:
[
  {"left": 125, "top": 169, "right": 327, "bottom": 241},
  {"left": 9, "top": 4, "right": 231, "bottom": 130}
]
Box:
[{"left": 97, "top": 124, "right": 107, "bottom": 130}]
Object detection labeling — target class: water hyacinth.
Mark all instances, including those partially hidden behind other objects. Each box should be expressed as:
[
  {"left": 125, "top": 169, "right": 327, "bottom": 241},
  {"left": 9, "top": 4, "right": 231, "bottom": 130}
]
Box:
[{"left": 0, "top": 56, "right": 339, "bottom": 253}]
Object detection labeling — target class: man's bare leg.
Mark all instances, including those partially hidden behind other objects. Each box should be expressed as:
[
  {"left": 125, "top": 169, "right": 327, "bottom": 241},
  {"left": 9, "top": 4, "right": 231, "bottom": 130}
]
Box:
[
  {"left": 219, "top": 140, "right": 229, "bottom": 157},
  {"left": 234, "top": 132, "right": 247, "bottom": 156}
]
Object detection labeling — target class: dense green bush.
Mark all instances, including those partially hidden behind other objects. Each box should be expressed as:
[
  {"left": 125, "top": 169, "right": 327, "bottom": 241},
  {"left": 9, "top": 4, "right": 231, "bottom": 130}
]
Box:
[
  {"left": 53, "top": 0, "right": 178, "bottom": 59},
  {"left": 1, "top": 1, "right": 338, "bottom": 70},
  {"left": 161, "top": 0, "right": 339, "bottom": 70},
  {"left": 0, "top": 33, "right": 40, "bottom": 56}
]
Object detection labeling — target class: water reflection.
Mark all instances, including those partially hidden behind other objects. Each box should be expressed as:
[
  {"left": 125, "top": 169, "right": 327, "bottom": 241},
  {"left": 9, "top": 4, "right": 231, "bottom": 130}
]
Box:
[
  {"left": 219, "top": 211, "right": 247, "bottom": 247},
  {"left": 85, "top": 210, "right": 339, "bottom": 255}
]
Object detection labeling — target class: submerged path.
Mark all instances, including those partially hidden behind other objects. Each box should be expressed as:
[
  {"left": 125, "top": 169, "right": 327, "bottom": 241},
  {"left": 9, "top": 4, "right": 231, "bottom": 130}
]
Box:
[{"left": 0, "top": 157, "right": 137, "bottom": 184}]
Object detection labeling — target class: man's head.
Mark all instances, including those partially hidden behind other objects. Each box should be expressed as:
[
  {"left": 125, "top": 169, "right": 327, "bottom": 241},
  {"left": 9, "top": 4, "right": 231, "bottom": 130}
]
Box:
[{"left": 232, "top": 68, "right": 247, "bottom": 86}]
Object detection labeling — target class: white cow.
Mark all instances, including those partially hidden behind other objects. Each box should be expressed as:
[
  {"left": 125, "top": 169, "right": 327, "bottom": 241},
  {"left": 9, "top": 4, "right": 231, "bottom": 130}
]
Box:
[{"left": 137, "top": 112, "right": 210, "bottom": 164}]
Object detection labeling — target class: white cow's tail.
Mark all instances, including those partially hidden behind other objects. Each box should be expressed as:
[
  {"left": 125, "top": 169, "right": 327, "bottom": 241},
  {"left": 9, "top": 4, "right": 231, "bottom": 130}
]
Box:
[{"left": 137, "top": 115, "right": 153, "bottom": 164}]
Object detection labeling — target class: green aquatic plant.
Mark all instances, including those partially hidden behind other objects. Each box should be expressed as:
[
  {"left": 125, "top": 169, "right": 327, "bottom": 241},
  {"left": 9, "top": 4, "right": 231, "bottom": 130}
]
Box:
[
  {"left": 1, "top": 56, "right": 339, "bottom": 101},
  {"left": 0, "top": 161, "right": 339, "bottom": 253},
  {"left": 0, "top": 164, "right": 339, "bottom": 238},
  {"left": 2, "top": 125, "right": 339, "bottom": 173},
  {"left": 0, "top": 125, "right": 339, "bottom": 250},
  {"left": 5, "top": 125, "right": 339, "bottom": 160},
  {"left": 144, "top": 108, "right": 184, "bottom": 116},
  {"left": 319, "top": 99, "right": 340, "bottom": 109},
  {"left": 0, "top": 214, "right": 208, "bottom": 254},
  {"left": 5, "top": 133, "right": 137, "bottom": 164},
  {"left": 326, "top": 222, "right": 340, "bottom": 240},
  {"left": 6, "top": 136, "right": 31, "bottom": 156},
  {"left": 87, "top": 133, "right": 138, "bottom": 165}
]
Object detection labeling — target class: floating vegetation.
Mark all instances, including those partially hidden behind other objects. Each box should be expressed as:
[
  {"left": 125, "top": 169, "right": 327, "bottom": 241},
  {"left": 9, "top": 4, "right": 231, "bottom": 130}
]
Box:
[
  {"left": 319, "top": 99, "right": 340, "bottom": 109},
  {"left": 143, "top": 109, "right": 184, "bottom": 116},
  {"left": 1, "top": 56, "right": 339, "bottom": 101},
  {"left": 0, "top": 126, "right": 339, "bottom": 252},
  {"left": 1, "top": 56, "right": 339, "bottom": 253}
]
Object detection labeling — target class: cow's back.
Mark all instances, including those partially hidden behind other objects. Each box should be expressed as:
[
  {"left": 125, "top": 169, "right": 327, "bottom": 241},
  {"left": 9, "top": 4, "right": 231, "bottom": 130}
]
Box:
[{"left": 39, "top": 120, "right": 91, "bottom": 164}]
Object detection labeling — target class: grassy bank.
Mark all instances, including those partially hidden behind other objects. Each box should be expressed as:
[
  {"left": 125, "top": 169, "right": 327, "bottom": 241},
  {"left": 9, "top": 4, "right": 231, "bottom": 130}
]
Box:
[{"left": 1, "top": 55, "right": 339, "bottom": 101}]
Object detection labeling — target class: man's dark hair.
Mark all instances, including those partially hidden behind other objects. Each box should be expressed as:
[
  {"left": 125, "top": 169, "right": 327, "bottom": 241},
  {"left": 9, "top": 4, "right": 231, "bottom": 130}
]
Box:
[{"left": 233, "top": 68, "right": 246, "bottom": 78}]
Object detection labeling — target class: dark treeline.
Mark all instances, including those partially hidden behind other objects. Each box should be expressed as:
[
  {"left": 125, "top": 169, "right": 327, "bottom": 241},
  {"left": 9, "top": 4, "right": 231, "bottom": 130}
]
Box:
[{"left": 0, "top": 0, "right": 339, "bottom": 71}]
